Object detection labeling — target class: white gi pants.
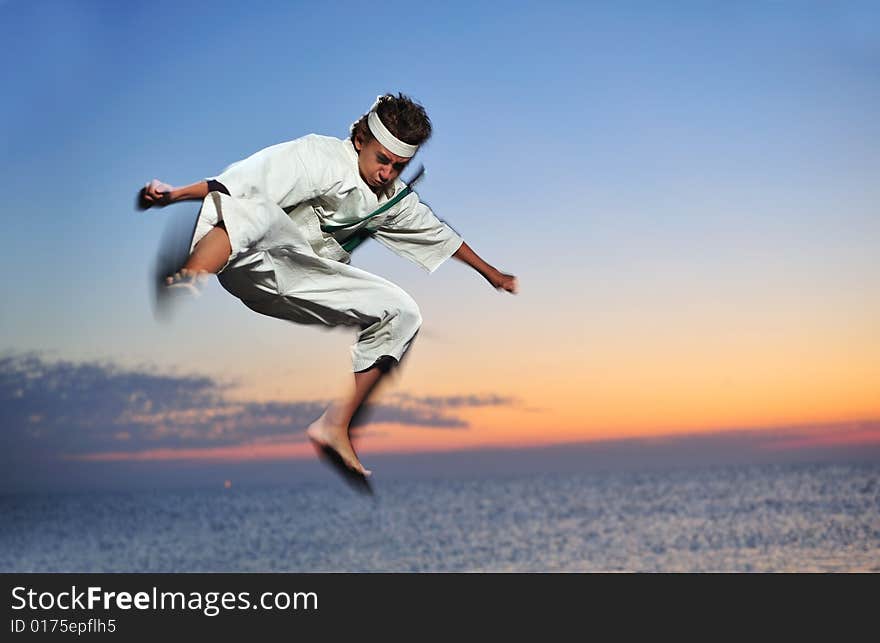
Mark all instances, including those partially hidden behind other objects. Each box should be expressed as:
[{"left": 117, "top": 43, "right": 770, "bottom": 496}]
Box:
[{"left": 190, "top": 193, "right": 422, "bottom": 373}]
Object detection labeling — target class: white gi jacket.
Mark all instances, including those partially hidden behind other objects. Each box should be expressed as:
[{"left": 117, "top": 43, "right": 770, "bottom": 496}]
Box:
[
  {"left": 187, "top": 134, "right": 463, "bottom": 372},
  {"left": 199, "top": 134, "right": 462, "bottom": 273}
]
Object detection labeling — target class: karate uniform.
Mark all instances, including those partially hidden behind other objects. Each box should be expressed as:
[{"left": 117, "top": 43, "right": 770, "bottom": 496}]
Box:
[{"left": 189, "top": 134, "right": 463, "bottom": 372}]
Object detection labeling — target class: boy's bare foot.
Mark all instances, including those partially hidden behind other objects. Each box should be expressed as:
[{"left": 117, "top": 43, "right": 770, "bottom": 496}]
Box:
[
  {"left": 165, "top": 269, "right": 209, "bottom": 295},
  {"left": 306, "top": 411, "right": 371, "bottom": 477},
  {"left": 153, "top": 269, "right": 209, "bottom": 322}
]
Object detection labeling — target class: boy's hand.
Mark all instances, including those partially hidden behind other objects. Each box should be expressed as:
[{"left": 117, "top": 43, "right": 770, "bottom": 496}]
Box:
[
  {"left": 490, "top": 270, "right": 518, "bottom": 294},
  {"left": 137, "top": 179, "right": 174, "bottom": 210}
]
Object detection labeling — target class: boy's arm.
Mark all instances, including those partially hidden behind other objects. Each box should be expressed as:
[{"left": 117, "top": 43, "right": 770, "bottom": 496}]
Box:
[
  {"left": 138, "top": 179, "right": 230, "bottom": 209},
  {"left": 140, "top": 136, "right": 323, "bottom": 211},
  {"left": 139, "top": 179, "right": 208, "bottom": 208},
  {"left": 371, "top": 193, "right": 517, "bottom": 290},
  {"left": 453, "top": 241, "right": 518, "bottom": 294}
]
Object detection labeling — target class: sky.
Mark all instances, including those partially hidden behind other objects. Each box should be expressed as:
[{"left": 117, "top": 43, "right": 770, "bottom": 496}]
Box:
[{"left": 1, "top": 0, "right": 879, "bottom": 491}]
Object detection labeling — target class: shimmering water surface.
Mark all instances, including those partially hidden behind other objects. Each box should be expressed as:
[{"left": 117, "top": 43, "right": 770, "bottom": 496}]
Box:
[{"left": 2, "top": 462, "right": 878, "bottom": 572}]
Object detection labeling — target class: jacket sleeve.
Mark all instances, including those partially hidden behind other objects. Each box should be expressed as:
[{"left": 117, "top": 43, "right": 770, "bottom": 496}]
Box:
[
  {"left": 207, "top": 135, "right": 330, "bottom": 207},
  {"left": 370, "top": 192, "right": 463, "bottom": 273}
]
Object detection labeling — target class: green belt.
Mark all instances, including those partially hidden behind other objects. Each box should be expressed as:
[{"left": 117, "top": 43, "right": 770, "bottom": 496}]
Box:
[{"left": 322, "top": 166, "right": 424, "bottom": 253}]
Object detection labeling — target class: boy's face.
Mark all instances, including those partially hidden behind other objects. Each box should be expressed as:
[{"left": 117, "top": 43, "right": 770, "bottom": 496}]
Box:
[{"left": 354, "top": 135, "right": 411, "bottom": 192}]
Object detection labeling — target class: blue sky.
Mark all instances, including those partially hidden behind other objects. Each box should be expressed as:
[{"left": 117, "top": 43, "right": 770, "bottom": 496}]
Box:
[
  {"left": 3, "top": 1, "right": 878, "bottom": 359},
  {"left": 2, "top": 1, "right": 878, "bottom": 491}
]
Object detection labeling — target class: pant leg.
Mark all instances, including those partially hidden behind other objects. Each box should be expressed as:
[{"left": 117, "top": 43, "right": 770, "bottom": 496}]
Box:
[
  {"left": 190, "top": 192, "right": 298, "bottom": 269},
  {"left": 218, "top": 246, "right": 423, "bottom": 373}
]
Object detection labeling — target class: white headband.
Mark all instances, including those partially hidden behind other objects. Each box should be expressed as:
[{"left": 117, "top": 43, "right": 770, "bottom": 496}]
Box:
[{"left": 367, "top": 110, "right": 419, "bottom": 158}]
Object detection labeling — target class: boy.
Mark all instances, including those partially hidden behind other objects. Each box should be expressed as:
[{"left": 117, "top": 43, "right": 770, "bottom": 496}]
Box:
[{"left": 139, "top": 93, "right": 517, "bottom": 483}]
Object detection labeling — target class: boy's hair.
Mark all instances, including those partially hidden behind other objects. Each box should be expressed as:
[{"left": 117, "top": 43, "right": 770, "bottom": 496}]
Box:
[{"left": 350, "top": 93, "right": 432, "bottom": 148}]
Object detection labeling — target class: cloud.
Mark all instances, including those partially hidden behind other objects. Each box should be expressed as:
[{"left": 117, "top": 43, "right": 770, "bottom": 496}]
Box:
[
  {"left": 2, "top": 353, "right": 878, "bottom": 492},
  {"left": 390, "top": 393, "right": 518, "bottom": 409},
  {"left": 350, "top": 393, "right": 519, "bottom": 429},
  {"left": 0, "top": 353, "right": 508, "bottom": 461},
  {"left": 0, "top": 353, "right": 224, "bottom": 453},
  {"left": 351, "top": 403, "right": 468, "bottom": 429}
]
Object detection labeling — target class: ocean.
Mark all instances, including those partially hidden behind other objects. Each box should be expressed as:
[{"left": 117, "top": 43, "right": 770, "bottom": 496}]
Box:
[{"left": 2, "top": 462, "right": 877, "bottom": 572}]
